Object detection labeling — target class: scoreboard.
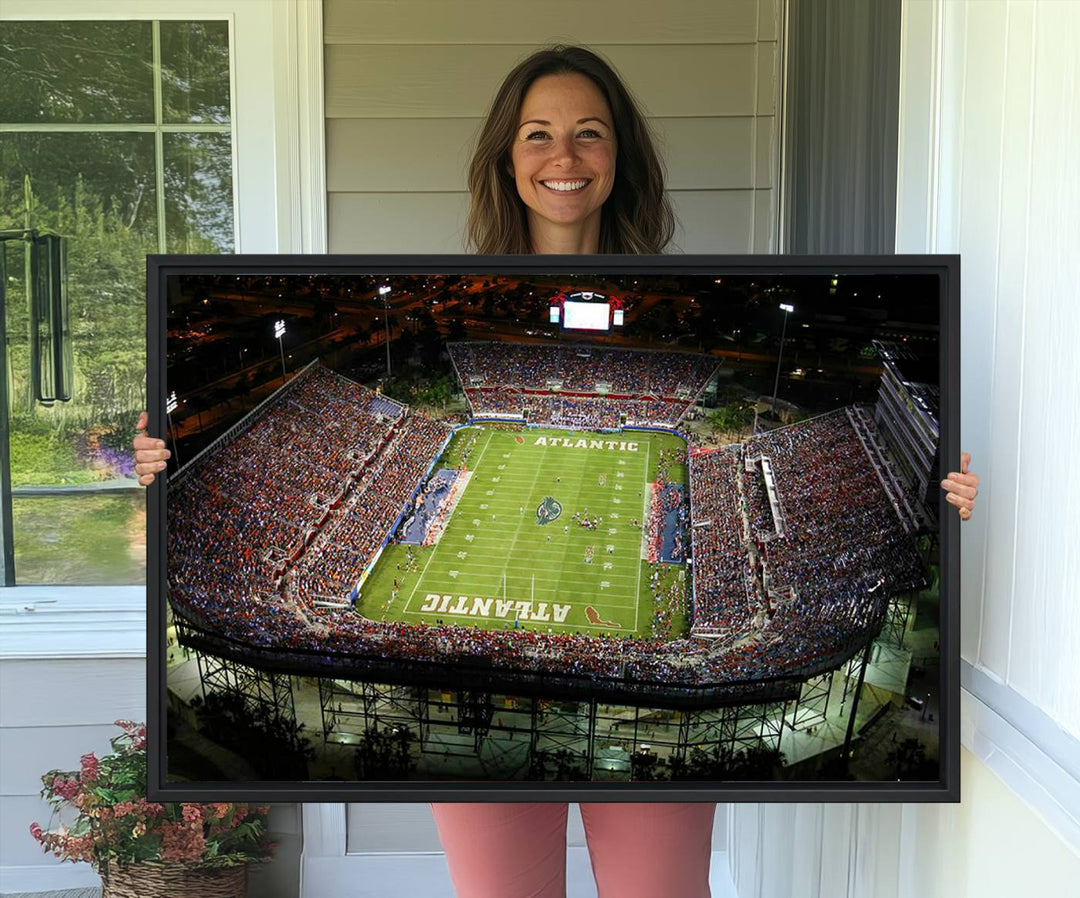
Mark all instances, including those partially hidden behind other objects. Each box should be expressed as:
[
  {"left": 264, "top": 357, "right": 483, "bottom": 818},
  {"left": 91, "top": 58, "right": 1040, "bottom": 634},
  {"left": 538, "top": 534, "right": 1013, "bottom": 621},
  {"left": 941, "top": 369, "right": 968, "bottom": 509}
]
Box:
[{"left": 549, "top": 291, "right": 625, "bottom": 332}]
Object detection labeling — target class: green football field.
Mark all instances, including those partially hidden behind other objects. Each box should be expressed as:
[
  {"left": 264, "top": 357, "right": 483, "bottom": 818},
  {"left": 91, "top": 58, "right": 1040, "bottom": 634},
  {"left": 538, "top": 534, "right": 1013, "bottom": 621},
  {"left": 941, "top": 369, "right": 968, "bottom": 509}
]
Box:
[{"left": 358, "top": 427, "right": 688, "bottom": 638}]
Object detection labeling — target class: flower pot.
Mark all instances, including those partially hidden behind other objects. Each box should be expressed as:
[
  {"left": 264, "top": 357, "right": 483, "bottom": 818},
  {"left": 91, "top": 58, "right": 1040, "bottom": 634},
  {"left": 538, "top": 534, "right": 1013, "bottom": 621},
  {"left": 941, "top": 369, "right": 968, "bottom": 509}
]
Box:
[{"left": 101, "top": 862, "right": 247, "bottom": 898}]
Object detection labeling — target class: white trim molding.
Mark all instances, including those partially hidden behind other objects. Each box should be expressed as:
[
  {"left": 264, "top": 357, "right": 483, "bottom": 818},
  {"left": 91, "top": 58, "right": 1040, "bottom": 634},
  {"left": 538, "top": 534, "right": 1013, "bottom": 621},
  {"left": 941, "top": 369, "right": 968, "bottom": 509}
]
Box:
[
  {"left": 273, "top": 0, "right": 328, "bottom": 254},
  {"left": 726, "top": 683, "right": 1080, "bottom": 898},
  {"left": 960, "top": 667, "right": 1080, "bottom": 852},
  {"left": 895, "top": 0, "right": 944, "bottom": 253},
  {"left": 0, "top": 586, "right": 145, "bottom": 660}
]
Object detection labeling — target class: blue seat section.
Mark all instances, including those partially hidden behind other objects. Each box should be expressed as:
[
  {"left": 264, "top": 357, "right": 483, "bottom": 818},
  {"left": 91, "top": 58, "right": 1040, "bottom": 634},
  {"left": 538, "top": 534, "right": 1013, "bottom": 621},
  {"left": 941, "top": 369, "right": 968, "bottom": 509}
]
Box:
[
  {"left": 397, "top": 468, "right": 459, "bottom": 545},
  {"left": 367, "top": 396, "right": 403, "bottom": 418},
  {"left": 658, "top": 483, "right": 689, "bottom": 564}
]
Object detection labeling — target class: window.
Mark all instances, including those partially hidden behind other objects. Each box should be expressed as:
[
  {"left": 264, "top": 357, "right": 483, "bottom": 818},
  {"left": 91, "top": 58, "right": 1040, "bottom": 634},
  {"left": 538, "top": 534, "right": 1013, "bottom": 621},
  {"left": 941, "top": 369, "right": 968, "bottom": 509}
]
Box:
[{"left": 1, "top": 19, "right": 234, "bottom": 584}]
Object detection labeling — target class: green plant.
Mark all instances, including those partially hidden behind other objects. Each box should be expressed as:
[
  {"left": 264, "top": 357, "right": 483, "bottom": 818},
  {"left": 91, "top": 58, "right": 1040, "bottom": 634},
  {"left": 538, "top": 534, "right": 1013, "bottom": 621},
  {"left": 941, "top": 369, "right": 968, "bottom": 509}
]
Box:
[{"left": 30, "top": 721, "right": 274, "bottom": 874}]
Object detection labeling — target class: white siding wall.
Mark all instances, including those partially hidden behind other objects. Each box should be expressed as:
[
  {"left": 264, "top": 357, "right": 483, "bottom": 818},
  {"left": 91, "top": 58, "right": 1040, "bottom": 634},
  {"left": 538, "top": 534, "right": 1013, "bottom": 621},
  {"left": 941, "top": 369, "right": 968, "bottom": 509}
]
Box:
[
  {"left": 0, "top": 599, "right": 302, "bottom": 898},
  {"left": 728, "top": 1, "right": 1080, "bottom": 895},
  {"left": 324, "top": 0, "right": 782, "bottom": 254},
  {"left": 728, "top": 744, "right": 1080, "bottom": 898},
  {"left": 0, "top": 656, "right": 145, "bottom": 887}
]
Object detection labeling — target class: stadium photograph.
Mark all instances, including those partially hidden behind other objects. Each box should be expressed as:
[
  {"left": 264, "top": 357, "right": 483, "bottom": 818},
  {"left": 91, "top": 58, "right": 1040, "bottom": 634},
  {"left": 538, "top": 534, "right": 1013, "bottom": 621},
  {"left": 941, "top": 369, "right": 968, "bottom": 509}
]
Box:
[{"left": 157, "top": 264, "right": 951, "bottom": 790}]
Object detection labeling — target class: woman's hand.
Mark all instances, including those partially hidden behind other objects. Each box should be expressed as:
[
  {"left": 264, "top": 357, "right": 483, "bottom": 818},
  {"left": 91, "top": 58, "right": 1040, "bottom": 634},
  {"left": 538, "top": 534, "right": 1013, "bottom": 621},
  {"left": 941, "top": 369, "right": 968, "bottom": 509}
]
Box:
[
  {"left": 133, "top": 411, "right": 170, "bottom": 486},
  {"left": 941, "top": 452, "right": 979, "bottom": 521}
]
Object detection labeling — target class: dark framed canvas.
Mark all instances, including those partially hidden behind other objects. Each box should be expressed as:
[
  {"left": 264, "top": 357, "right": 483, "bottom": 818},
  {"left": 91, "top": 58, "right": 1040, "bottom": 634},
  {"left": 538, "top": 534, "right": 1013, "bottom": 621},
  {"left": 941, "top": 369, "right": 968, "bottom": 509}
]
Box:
[{"left": 147, "top": 254, "right": 960, "bottom": 803}]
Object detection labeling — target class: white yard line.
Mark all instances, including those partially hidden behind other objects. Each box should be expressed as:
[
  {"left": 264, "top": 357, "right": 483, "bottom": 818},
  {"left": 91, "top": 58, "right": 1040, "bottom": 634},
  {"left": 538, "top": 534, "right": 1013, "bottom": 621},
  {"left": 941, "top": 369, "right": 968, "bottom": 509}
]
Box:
[
  {"left": 440, "top": 557, "right": 638, "bottom": 576},
  {"left": 469, "top": 427, "right": 496, "bottom": 472},
  {"left": 404, "top": 429, "right": 494, "bottom": 612},
  {"left": 496, "top": 438, "right": 549, "bottom": 600},
  {"left": 634, "top": 437, "right": 652, "bottom": 632}
]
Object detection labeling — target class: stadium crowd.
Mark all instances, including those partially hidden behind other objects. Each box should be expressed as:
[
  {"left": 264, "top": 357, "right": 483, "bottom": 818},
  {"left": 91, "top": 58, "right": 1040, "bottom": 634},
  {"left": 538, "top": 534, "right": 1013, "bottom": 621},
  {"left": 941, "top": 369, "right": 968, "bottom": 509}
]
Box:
[
  {"left": 466, "top": 389, "right": 698, "bottom": 429},
  {"left": 453, "top": 342, "right": 715, "bottom": 429},
  {"left": 742, "top": 411, "right": 926, "bottom": 628},
  {"left": 685, "top": 410, "right": 926, "bottom": 672},
  {"left": 170, "top": 364, "right": 450, "bottom": 617},
  {"left": 289, "top": 414, "right": 451, "bottom": 601},
  {"left": 450, "top": 341, "right": 717, "bottom": 396},
  {"left": 169, "top": 360, "right": 925, "bottom": 693},
  {"left": 687, "top": 446, "right": 751, "bottom": 630}
]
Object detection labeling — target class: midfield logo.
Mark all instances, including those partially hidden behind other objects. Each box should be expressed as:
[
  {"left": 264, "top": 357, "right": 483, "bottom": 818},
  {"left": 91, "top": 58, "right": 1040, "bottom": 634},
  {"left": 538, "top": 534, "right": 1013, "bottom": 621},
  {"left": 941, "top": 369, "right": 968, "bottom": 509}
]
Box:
[{"left": 536, "top": 496, "right": 562, "bottom": 525}]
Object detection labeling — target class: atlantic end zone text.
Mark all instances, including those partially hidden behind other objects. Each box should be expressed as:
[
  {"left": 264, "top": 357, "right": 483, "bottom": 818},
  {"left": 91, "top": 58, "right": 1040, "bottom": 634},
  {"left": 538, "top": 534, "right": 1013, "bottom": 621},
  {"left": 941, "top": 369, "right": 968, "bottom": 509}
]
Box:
[{"left": 420, "top": 594, "right": 572, "bottom": 623}]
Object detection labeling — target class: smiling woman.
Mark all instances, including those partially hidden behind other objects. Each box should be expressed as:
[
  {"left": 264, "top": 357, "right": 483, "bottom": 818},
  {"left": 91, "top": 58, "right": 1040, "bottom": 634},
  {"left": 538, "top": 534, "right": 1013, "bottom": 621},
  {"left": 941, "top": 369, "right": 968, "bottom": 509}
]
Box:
[
  {"left": 466, "top": 45, "right": 674, "bottom": 255},
  {"left": 510, "top": 73, "right": 617, "bottom": 252}
]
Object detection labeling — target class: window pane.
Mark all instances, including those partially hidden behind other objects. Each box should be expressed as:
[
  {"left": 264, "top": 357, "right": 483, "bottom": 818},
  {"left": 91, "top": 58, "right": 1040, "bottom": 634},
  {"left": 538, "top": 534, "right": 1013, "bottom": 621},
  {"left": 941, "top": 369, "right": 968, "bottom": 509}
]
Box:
[
  {"left": 2, "top": 132, "right": 155, "bottom": 583},
  {"left": 1, "top": 19, "right": 234, "bottom": 587},
  {"left": 160, "top": 20, "right": 232, "bottom": 124},
  {"left": 1, "top": 134, "right": 157, "bottom": 473},
  {"left": 0, "top": 22, "right": 154, "bottom": 124},
  {"left": 164, "top": 133, "right": 235, "bottom": 253},
  {"left": 0, "top": 132, "right": 159, "bottom": 239},
  {"left": 12, "top": 492, "right": 146, "bottom": 585}
]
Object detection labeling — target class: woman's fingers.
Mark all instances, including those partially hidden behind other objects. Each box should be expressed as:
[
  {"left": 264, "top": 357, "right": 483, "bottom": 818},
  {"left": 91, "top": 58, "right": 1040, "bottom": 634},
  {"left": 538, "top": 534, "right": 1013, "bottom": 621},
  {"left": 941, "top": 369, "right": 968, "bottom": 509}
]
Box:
[
  {"left": 135, "top": 459, "right": 168, "bottom": 475},
  {"left": 941, "top": 454, "right": 978, "bottom": 521},
  {"left": 944, "top": 491, "right": 975, "bottom": 510},
  {"left": 133, "top": 411, "right": 167, "bottom": 486},
  {"left": 940, "top": 475, "right": 978, "bottom": 500},
  {"left": 946, "top": 491, "right": 975, "bottom": 519},
  {"left": 135, "top": 447, "right": 170, "bottom": 463}
]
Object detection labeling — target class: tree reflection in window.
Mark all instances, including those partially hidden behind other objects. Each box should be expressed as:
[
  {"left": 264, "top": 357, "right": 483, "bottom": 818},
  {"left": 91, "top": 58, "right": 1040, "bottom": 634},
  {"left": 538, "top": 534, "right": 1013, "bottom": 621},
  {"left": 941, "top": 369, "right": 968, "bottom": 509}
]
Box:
[{"left": 0, "top": 19, "right": 234, "bottom": 584}]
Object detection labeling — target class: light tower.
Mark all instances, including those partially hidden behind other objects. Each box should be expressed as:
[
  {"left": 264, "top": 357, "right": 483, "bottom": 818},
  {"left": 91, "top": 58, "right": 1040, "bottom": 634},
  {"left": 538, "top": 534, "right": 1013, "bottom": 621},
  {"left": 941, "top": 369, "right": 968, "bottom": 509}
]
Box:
[
  {"left": 274, "top": 319, "right": 287, "bottom": 385},
  {"left": 166, "top": 391, "right": 181, "bottom": 467},
  {"left": 378, "top": 284, "right": 392, "bottom": 379},
  {"left": 770, "top": 302, "right": 795, "bottom": 413}
]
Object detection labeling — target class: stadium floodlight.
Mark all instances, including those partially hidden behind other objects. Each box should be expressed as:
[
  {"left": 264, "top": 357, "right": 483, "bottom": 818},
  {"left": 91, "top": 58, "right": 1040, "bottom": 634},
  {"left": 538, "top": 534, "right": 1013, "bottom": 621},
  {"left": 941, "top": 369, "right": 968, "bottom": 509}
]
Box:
[
  {"left": 274, "top": 319, "right": 287, "bottom": 385},
  {"left": 166, "top": 391, "right": 181, "bottom": 467},
  {"left": 771, "top": 303, "right": 795, "bottom": 413},
  {"left": 378, "top": 284, "right": 392, "bottom": 379}
]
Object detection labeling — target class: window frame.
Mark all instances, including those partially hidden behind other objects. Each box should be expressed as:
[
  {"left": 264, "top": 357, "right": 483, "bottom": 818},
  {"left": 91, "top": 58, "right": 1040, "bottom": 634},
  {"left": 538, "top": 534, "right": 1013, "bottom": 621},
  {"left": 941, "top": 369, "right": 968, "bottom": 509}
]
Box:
[{"left": 0, "top": 0, "right": 326, "bottom": 650}]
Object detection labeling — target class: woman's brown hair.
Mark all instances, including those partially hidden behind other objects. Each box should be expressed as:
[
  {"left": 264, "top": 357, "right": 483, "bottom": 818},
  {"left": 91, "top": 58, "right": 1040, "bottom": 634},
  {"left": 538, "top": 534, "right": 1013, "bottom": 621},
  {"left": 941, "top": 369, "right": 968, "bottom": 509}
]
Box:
[{"left": 466, "top": 45, "right": 675, "bottom": 255}]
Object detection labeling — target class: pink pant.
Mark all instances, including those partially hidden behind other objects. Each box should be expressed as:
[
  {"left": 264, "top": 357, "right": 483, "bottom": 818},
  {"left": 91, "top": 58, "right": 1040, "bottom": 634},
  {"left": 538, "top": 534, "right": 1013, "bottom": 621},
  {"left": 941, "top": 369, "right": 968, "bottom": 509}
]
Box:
[{"left": 430, "top": 802, "right": 716, "bottom": 898}]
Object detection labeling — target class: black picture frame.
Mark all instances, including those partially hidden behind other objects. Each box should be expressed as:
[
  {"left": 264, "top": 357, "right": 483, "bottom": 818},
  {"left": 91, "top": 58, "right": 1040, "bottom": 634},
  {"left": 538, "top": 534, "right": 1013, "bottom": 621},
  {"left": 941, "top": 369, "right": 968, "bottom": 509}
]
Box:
[{"left": 147, "top": 253, "right": 960, "bottom": 803}]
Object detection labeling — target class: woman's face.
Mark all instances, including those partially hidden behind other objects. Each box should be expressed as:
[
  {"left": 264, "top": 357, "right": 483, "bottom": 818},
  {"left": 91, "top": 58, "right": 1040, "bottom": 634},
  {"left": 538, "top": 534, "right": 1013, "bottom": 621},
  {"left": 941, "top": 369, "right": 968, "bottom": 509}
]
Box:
[{"left": 509, "top": 73, "right": 617, "bottom": 242}]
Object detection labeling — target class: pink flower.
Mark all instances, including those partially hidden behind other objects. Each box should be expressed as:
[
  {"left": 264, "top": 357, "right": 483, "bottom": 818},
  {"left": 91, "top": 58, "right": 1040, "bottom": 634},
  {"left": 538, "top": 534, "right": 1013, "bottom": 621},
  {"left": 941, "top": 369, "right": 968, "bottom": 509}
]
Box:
[
  {"left": 209, "top": 802, "right": 233, "bottom": 820},
  {"left": 160, "top": 821, "right": 206, "bottom": 863},
  {"left": 29, "top": 822, "right": 43, "bottom": 842},
  {"left": 52, "top": 777, "right": 80, "bottom": 801},
  {"left": 181, "top": 804, "right": 203, "bottom": 824},
  {"left": 80, "top": 753, "right": 99, "bottom": 782},
  {"left": 137, "top": 799, "right": 166, "bottom": 818}
]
